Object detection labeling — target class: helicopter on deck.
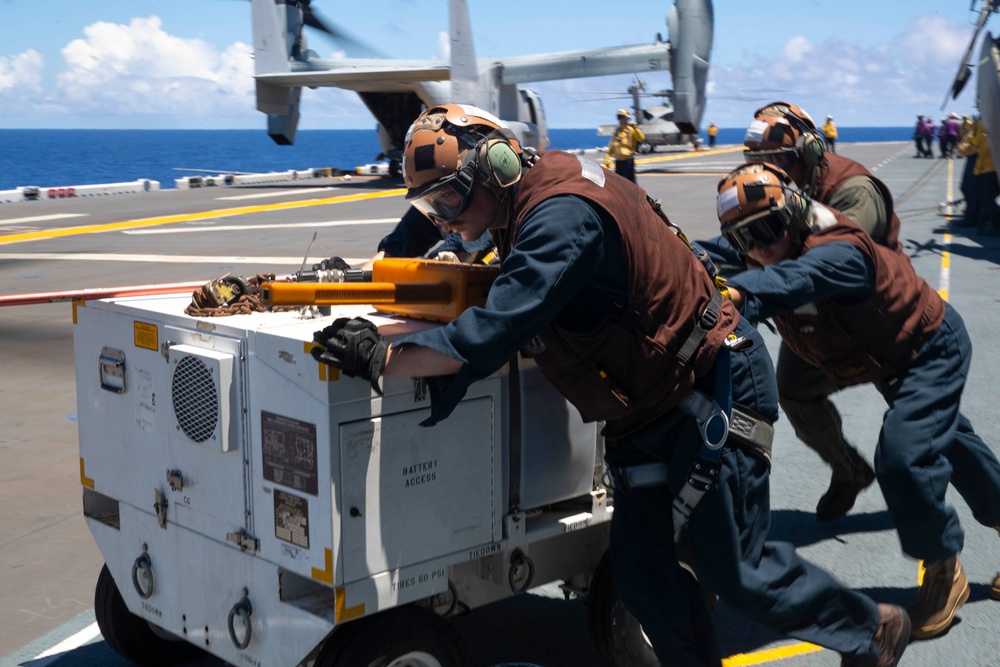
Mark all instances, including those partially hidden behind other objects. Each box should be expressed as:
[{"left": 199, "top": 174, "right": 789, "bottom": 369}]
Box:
[{"left": 593, "top": 78, "right": 698, "bottom": 152}]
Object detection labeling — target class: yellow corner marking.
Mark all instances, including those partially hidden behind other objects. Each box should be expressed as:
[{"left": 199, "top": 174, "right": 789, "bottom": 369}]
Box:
[
  {"left": 72, "top": 300, "right": 85, "bottom": 325},
  {"left": 335, "top": 586, "right": 366, "bottom": 623},
  {"left": 0, "top": 188, "right": 407, "bottom": 246},
  {"left": 311, "top": 547, "right": 334, "bottom": 583},
  {"left": 722, "top": 642, "right": 823, "bottom": 666},
  {"left": 80, "top": 457, "right": 95, "bottom": 489},
  {"left": 305, "top": 341, "right": 339, "bottom": 382}
]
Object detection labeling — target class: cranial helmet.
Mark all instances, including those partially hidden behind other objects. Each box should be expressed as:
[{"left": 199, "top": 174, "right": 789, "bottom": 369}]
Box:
[
  {"left": 617, "top": 108, "right": 631, "bottom": 119},
  {"left": 402, "top": 104, "right": 524, "bottom": 224},
  {"left": 716, "top": 162, "right": 808, "bottom": 255},
  {"left": 744, "top": 101, "right": 825, "bottom": 168}
]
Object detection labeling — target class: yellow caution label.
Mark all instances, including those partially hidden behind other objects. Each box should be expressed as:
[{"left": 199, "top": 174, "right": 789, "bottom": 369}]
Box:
[{"left": 133, "top": 321, "right": 158, "bottom": 350}]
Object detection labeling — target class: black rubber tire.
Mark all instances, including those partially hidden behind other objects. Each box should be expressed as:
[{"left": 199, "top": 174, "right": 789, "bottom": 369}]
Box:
[
  {"left": 586, "top": 551, "right": 659, "bottom": 667},
  {"left": 315, "top": 605, "right": 466, "bottom": 667},
  {"left": 95, "top": 564, "right": 204, "bottom": 667}
]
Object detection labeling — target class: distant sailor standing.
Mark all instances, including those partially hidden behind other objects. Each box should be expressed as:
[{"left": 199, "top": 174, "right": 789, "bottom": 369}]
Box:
[
  {"left": 822, "top": 115, "right": 838, "bottom": 154},
  {"left": 604, "top": 108, "right": 645, "bottom": 183}
]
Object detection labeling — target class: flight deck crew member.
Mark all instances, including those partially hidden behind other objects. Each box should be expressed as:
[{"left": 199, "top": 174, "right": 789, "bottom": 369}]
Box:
[
  {"left": 310, "top": 104, "right": 909, "bottom": 667},
  {"left": 362, "top": 205, "right": 496, "bottom": 270},
  {"left": 604, "top": 107, "right": 645, "bottom": 183},
  {"left": 703, "top": 101, "right": 901, "bottom": 522},
  {"left": 822, "top": 115, "right": 838, "bottom": 154},
  {"left": 707, "top": 122, "right": 719, "bottom": 147},
  {"left": 715, "top": 161, "right": 1000, "bottom": 643}
]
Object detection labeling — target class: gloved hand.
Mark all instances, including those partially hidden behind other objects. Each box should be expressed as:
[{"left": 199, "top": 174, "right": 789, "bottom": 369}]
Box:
[
  {"left": 311, "top": 317, "right": 388, "bottom": 395},
  {"left": 434, "top": 251, "right": 461, "bottom": 263},
  {"left": 313, "top": 256, "right": 352, "bottom": 272}
]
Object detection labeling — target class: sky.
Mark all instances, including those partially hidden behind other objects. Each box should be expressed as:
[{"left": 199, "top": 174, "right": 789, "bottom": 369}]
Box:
[{"left": 0, "top": 0, "right": 992, "bottom": 131}]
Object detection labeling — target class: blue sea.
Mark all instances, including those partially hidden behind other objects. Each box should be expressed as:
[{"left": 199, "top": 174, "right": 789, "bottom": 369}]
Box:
[{"left": 0, "top": 127, "right": 914, "bottom": 191}]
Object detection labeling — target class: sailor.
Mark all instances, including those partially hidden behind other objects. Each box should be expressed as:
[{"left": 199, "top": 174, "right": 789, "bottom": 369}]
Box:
[
  {"left": 310, "top": 103, "right": 909, "bottom": 666},
  {"left": 362, "top": 205, "right": 496, "bottom": 269},
  {"left": 715, "top": 161, "right": 1000, "bottom": 642},
  {"left": 707, "top": 121, "right": 719, "bottom": 147},
  {"left": 704, "top": 101, "right": 902, "bottom": 522},
  {"left": 822, "top": 115, "right": 838, "bottom": 154},
  {"left": 603, "top": 107, "right": 645, "bottom": 183}
]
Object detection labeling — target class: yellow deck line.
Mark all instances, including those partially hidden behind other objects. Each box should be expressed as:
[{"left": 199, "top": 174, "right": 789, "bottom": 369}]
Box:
[
  {"left": 723, "top": 642, "right": 824, "bottom": 666},
  {"left": 0, "top": 188, "right": 406, "bottom": 246},
  {"left": 636, "top": 145, "right": 745, "bottom": 165}
]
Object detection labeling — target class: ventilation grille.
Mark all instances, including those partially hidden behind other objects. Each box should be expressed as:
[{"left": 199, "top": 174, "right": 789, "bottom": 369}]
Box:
[{"left": 172, "top": 355, "right": 219, "bottom": 443}]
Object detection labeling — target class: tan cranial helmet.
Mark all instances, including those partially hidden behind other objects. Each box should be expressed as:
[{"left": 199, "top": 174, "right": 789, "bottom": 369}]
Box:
[
  {"left": 402, "top": 104, "right": 524, "bottom": 224},
  {"left": 744, "top": 101, "right": 825, "bottom": 168},
  {"left": 716, "top": 162, "right": 806, "bottom": 254}
]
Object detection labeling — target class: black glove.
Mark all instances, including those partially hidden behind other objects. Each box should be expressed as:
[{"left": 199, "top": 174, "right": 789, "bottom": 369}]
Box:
[
  {"left": 311, "top": 318, "right": 388, "bottom": 395},
  {"left": 312, "top": 256, "right": 352, "bottom": 272}
]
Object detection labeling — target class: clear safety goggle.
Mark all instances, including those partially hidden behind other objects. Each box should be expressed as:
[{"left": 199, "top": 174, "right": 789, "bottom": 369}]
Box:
[
  {"left": 743, "top": 147, "right": 796, "bottom": 170},
  {"left": 722, "top": 207, "right": 790, "bottom": 255},
  {"left": 409, "top": 170, "right": 475, "bottom": 225}
]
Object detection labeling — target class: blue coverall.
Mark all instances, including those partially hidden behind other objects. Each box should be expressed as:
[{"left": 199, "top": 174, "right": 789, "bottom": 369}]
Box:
[
  {"left": 397, "top": 196, "right": 884, "bottom": 665},
  {"left": 726, "top": 240, "right": 1000, "bottom": 561}
]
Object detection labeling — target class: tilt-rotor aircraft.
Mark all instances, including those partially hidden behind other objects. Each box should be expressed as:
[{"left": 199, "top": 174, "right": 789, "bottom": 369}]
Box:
[
  {"left": 249, "top": 0, "right": 713, "bottom": 174},
  {"left": 945, "top": 1, "right": 1000, "bottom": 159}
]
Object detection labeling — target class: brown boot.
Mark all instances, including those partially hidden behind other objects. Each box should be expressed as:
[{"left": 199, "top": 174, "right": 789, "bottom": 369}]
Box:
[
  {"left": 990, "top": 572, "right": 1000, "bottom": 601},
  {"left": 906, "top": 555, "right": 970, "bottom": 639},
  {"left": 816, "top": 456, "right": 876, "bottom": 521},
  {"left": 841, "top": 604, "right": 910, "bottom": 667}
]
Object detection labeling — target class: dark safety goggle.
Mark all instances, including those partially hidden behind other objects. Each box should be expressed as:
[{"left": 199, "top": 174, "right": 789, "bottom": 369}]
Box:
[
  {"left": 409, "top": 169, "right": 475, "bottom": 225},
  {"left": 722, "top": 208, "right": 790, "bottom": 255}
]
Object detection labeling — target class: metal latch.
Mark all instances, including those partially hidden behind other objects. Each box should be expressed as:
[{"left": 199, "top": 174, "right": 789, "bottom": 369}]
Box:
[
  {"left": 99, "top": 346, "right": 126, "bottom": 393},
  {"left": 154, "top": 488, "right": 168, "bottom": 528},
  {"left": 226, "top": 529, "right": 260, "bottom": 553},
  {"left": 166, "top": 469, "right": 184, "bottom": 491},
  {"left": 413, "top": 378, "right": 428, "bottom": 402}
]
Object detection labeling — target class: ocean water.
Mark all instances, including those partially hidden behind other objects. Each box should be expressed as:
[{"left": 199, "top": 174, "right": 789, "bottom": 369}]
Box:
[{"left": 0, "top": 127, "right": 913, "bottom": 191}]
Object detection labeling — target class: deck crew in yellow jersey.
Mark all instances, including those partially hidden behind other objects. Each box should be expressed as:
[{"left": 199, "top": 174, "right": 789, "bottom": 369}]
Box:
[{"left": 604, "top": 108, "right": 645, "bottom": 183}]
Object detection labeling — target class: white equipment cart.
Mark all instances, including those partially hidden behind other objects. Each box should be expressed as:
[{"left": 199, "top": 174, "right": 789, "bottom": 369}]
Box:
[{"left": 73, "top": 294, "right": 651, "bottom": 666}]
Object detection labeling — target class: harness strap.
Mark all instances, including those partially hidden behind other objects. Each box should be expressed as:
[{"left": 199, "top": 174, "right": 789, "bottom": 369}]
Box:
[{"left": 676, "top": 290, "right": 722, "bottom": 366}]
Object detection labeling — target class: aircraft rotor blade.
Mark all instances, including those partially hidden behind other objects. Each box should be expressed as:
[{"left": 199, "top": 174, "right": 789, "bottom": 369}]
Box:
[
  {"left": 300, "top": 0, "right": 386, "bottom": 58},
  {"left": 944, "top": 0, "right": 997, "bottom": 107}
]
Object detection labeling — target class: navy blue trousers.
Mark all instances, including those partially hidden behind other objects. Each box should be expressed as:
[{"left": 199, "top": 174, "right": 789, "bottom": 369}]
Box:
[
  {"left": 875, "top": 303, "right": 1000, "bottom": 560},
  {"left": 606, "top": 318, "right": 880, "bottom": 666}
]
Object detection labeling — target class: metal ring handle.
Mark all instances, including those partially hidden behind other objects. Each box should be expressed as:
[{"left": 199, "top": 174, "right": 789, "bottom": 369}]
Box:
[
  {"left": 131, "top": 553, "right": 154, "bottom": 600},
  {"left": 227, "top": 597, "right": 253, "bottom": 650},
  {"left": 508, "top": 550, "right": 536, "bottom": 595}
]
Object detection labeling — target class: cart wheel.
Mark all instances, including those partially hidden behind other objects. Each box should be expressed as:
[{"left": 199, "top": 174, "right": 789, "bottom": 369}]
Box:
[
  {"left": 315, "top": 605, "right": 465, "bottom": 667},
  {"left": 95, "top": 564, "right": 203, "bottom": 667},
  {"left": 637, "top": 142, "right": 653, "bottom": 154},
  {"left": 586, "top": 551, "right": 658, "bottom": 667}
]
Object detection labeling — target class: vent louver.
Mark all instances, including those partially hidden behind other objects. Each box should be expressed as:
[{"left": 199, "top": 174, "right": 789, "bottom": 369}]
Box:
[{"left": 172, "top": 355, "right": 219, "bottom": 443}]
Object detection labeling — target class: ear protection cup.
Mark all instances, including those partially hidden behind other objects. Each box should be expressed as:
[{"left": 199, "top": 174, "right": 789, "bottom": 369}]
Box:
[
  {"left": 475, "top": 137, "right": 523, "bottom": 189},
  {"left": 795, "top": 130, "right": 825, "bottom": 167}
]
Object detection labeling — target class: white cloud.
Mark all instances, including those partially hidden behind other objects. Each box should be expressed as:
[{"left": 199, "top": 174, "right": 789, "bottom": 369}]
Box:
[
  {"left": 52, "top": 17, "right": 255, "bottom": 119},
  {"left": 0, "top": 49, "right": 45, "bottom": 97},
  {"left": 704, "top": 15, "right": 977, "bottom": 127}
]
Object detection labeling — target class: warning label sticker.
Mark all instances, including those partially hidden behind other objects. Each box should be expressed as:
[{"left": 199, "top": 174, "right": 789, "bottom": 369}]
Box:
[
  {"left": 261, "top": 411, "right": 318, "bottom": 495},
  {"left": 274, "top": 489, "right": 309, "bottom": 548}
]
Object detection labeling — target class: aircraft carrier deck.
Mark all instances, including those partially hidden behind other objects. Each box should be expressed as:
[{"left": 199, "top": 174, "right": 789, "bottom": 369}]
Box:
[{"left": 2, "top": 142, "right": 999, "bottom": 667}]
